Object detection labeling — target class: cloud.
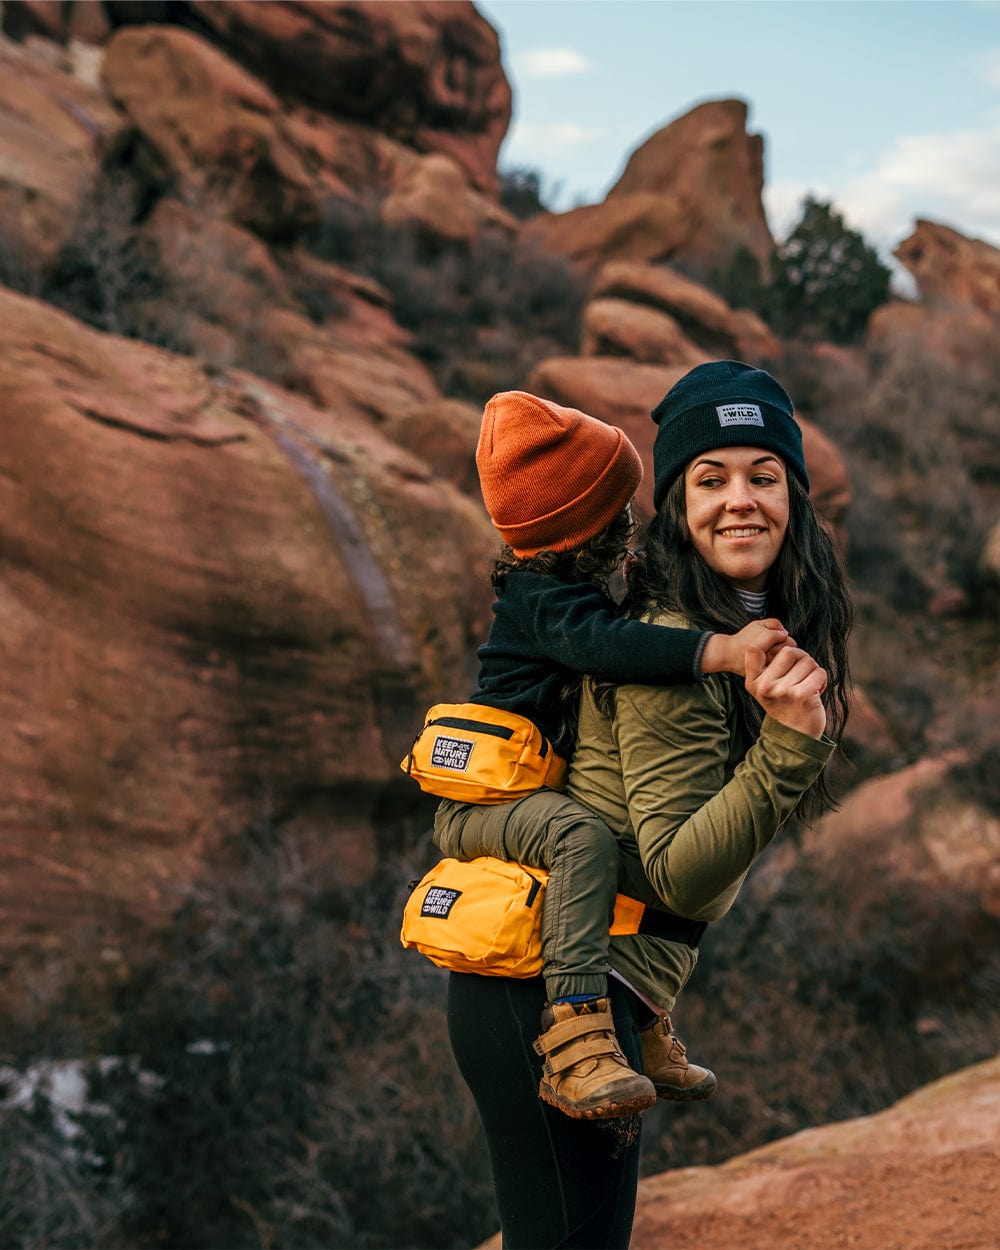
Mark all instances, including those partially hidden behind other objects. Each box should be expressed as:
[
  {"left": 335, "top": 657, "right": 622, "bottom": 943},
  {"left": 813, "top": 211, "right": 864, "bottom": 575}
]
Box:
[
  {"left": 518, "top": 47, "right": 591, "bottom": 79},
  {"left": 766, "top": 118, "right": 1000, "bottom": 262},
  {"left": 979, "top": 48, "right": 1000, "bottom": 87},
  {"left": 507, "top": 119, "right": 609, "bottom": 155},
  {"left": 841, "top": 118, "right": 1000, "bottom": 249}
]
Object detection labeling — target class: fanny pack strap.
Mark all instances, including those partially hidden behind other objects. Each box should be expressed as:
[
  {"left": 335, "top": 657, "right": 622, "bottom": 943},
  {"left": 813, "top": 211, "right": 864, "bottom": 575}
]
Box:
[{"left": 611, "top": 895, "right": 708, "bottom": 949}]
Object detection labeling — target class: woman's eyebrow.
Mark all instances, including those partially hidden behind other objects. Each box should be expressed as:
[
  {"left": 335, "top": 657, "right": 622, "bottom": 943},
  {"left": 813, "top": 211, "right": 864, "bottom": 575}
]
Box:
[{"left": 692, "top": 454, "right": 782, "bottom": 471}]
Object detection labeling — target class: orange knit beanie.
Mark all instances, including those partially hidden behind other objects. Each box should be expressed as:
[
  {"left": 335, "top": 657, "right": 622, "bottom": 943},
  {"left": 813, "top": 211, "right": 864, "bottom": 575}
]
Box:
[{"left": 476, "top": 390, "right": 643, "bottom": 556}]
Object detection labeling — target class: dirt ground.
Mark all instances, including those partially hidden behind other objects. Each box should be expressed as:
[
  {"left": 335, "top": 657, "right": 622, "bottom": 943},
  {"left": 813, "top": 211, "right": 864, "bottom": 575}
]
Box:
[
  {"left": 477, "top": 1053, "right": 1000, "bottom": 1250},
  {"left": 630, "top": 1145, "right": 1000, "bottom": 1250}
]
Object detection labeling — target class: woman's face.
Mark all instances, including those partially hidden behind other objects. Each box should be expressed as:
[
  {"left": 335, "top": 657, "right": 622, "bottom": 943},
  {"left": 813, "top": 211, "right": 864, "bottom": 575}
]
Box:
[{"left": 683, "top": 447, "right": 790, "bottom": 591}]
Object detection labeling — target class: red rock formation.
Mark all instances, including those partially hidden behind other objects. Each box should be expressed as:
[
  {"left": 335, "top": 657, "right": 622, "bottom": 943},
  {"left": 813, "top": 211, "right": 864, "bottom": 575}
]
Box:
[
  {"left": 101, "top": 25, "right": 322, "bottom": 238},
  {"left": 581, "top": 298, "right": 712, "bottom": 368},
  {"left": 590, "top": 260, "right": 781, "bottom": 363},
  {"left": 0, "top": 286, "right": 495, "bottom": 970},
  {"left": 2, "top": 0, "right": 511, "bottom": 197},
  {"left": 185, "top": 0, "right": 511, "bottom": 195},
  {"left": 0, "top": 36, "right": 125, "bottom": 268},
  {"left": 524, "top": 192, "right": 692, "bottom": 272},
  {"left": 2, "top": 0, "right": 110, "bottom": 41},
  {"left": 526, "top": 100, "right": 775, "bottom": 280},
  {"left": 869, "top": 222, "right": 1000, "bottom": 380},
  {"left": 630, "top": 1053, "right": 1000, "bottom": 1250},
  {"left": 803, "top": 757, "right": 1000, "bottom": 924},
  {"left": 895, "top": 219, "right": 1000, "bottom": 314},
  {"left": 381, "top": 151, "right": 518, "bottom": 243}
]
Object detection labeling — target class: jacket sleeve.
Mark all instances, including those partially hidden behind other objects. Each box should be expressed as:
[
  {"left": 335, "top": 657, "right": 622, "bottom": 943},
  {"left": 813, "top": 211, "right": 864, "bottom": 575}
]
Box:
[
  {"left": 508, "top": 573, "right": 709, "bottom": 683},
  {"left": 612, "top": 680, "right": 834, "bottom": 919}
]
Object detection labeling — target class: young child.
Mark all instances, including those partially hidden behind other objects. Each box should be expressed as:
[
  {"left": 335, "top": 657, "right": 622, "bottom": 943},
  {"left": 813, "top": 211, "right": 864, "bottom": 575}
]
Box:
[{"left": 432, "top": 390, "right": 787, "bottom": 1120}]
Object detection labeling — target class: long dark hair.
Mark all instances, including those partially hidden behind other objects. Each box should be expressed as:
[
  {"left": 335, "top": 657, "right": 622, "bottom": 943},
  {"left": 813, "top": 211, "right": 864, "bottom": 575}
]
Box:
[{"left": 620, "top": 472, "right": 853, "bottom": 822}]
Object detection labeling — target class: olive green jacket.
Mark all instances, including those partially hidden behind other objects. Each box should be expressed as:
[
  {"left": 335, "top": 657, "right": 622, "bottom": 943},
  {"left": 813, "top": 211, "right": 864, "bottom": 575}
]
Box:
[{"left": 566, "top": 610, "right": 835, "bottom": 1009}]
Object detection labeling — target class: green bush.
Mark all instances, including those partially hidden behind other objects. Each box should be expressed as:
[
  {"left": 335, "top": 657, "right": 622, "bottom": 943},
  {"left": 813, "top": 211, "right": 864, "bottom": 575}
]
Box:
[{"left": 718, "top": 197, "right": 892, "bottom": 343}]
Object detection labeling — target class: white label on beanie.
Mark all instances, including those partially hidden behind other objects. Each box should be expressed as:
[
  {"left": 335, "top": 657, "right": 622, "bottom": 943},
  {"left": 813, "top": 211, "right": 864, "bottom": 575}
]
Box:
[{"left": 716, "top": 403, "right": 764, "bottom": 427}]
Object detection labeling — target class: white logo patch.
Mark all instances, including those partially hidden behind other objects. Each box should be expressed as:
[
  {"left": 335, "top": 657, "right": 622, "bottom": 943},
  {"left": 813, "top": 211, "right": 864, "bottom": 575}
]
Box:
[
  {"left": 716, "top": 403, "right": 764, "bottom": 427},
  {"left": 430, "top": 734, "right": 474, "bottom": 772}
]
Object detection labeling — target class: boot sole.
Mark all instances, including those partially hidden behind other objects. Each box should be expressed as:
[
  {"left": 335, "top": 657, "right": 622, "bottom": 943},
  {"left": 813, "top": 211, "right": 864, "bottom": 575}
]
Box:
[
  {"left": 652, "top": 1074, "right": 718, "bottom": 1102},
  {"left": 539, "top": 1080, "right": 657, "bottom": 1120}
]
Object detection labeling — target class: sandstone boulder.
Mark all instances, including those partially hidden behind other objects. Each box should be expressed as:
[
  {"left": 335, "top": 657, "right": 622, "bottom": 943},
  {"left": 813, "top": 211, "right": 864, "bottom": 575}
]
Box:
[
  {"left": 0, "top": 286, "right": 495, "bottom": 975},
  {"left": 381, "top": 151, "right": 517, "bottom": 244},
  {"left": 801, "top": 756, "right": 1000, "bottom": 923},
  {"left": 0, "top": 34, "right": 125, "bottom": 270},
  {"left": 866, "top": 298, "right": 1000, "bottom": 382},
  {"left": 524, "top": 192, "right": 693, "bottom": 273},
  {"left": 526, "top": 100, "right": 774, "bottom": 280},
  {"left": 895, "top": 219, "right": 1000, "bottom": 314},
  {"left": 590, "top": 260, "right": 782, "bottom": 362},
  {"left": 185, "top": 0, "right": 510, "bottom": 194},
  {"left": 581, "top": 298, "right": 711, "bottom": 367},
  {"left": 630, "top": 1053, "right": 1000, "bottom": 1250},
  {"left": 380, "top": 397, "right": 483, "bottom": 496},
  {"left": 101, "top": 25, "right": 321, "bottom": 238}
]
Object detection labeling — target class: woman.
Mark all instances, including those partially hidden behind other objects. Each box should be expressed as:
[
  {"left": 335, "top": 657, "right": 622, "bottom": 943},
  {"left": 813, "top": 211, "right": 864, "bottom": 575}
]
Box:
[{"left": 445, "top": 361, "right": 853, "bottom": 1250}]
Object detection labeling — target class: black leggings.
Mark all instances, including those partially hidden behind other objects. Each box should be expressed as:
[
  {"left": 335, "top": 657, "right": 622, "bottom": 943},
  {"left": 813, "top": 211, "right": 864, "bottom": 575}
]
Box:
[{"left": 446, "top": 973, "right": 644, "bottom": 1250}]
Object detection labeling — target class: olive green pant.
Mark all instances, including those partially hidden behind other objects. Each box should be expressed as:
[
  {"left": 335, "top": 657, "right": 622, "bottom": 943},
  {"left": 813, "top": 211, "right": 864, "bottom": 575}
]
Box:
[{"left": 433, "top": 790, "right": 625, "bottom": 1001}]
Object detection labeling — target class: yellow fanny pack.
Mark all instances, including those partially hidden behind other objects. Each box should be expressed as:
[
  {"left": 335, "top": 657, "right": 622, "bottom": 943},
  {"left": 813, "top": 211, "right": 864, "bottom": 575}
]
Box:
[
  {"left": 399, "top": 702, "right": 567, "bottom": 803},
  {"left": 399, "top": 856, "right": 649, "bottom": 978}
]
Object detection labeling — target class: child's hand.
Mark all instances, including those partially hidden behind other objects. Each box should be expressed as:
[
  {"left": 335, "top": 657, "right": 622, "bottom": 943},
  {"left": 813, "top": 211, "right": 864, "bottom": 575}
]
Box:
[{"left": 701, "top": 619, "right": 790, "bottom": 677}]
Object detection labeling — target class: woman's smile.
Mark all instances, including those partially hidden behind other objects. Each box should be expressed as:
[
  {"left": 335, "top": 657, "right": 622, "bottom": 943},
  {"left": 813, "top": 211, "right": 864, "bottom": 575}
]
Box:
[{"left": 684, "top": 447, "right": 790, "bottom": 591}]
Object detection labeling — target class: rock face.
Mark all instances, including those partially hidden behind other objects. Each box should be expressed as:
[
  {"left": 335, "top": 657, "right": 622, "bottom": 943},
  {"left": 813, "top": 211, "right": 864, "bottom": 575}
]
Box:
[
  {"left": 183, "top": 0, "right": 511, "bottom": 195},
  {"left": 2, "top": 0, "right": 511, "bottom": 195},
  {"left": 0, "top": 287, "right": 495, "bottom": 972},
  {"left": 868, "top": 221, "right": 1000, "bottom": 379},
  {"left": 526, "top": 100, "right": 774, "bottom": 279},
  {"left": 0, "top": 35, "right": 125, "bottom": 269},
  {"left": 101, "top": 25, "right": 325, "bottom": 239},
  {"left": 628, "top": 1053, "right": 1000, "bottom": 1250},
  {"left": 895, "top": 219, "right": 1000, "bottom": 314},
  {"left": 589, "top": 260, "right": 781, "bottom": 363},
  {"left": 802, "top": 756, "right": 1000, "bottom": 925}
]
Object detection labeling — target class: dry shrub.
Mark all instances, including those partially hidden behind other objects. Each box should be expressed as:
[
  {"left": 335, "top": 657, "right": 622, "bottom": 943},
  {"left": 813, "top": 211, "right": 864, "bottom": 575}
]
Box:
[
  {"left": 2, "top": 826, "right": 496, "bottom": 1250},
  {"left": 778, "top": 339, "right": 1000, "bottom": 792},
  {"left": 640, "top": 815, "right": 1000, "bottom": 1176},
  {"left": 304, "top": 193, "right": 586, "bottom": 402}
]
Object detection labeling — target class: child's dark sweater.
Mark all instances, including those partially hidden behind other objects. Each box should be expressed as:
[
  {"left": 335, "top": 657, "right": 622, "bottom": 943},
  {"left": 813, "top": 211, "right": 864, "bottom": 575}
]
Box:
[{"left": 473, "top": 570, "right": 710, "bottom": 759}]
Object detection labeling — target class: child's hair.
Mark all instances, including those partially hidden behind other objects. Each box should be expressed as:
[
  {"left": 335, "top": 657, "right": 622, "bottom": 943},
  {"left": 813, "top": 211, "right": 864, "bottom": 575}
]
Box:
[
  {"left": 491, "top": 506, "right": 637, "bottom": 594},
  {"left": 618, "top": 473, "right": 853, "bottom": 823}
]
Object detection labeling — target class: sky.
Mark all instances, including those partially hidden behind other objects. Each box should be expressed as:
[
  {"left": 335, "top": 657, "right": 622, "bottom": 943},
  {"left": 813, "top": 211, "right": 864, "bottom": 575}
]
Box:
[{"left": 475, "top": 0, "right": 1000, "bottom": 272}]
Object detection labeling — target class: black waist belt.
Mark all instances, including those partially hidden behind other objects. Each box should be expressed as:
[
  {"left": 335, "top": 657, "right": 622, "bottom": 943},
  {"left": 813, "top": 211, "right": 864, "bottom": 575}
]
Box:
[{"left": 637, "top": 909, "right": 708, "bottom": 949}]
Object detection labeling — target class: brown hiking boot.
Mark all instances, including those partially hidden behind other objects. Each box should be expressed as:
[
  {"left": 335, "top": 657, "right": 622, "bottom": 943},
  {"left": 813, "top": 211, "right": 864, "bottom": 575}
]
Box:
[
  {"left": 532, "top": 998, "right": 657, "bottom": 1120},
  {"left": 640, "top": 1013, "right": 717, "bottom": 1101}
]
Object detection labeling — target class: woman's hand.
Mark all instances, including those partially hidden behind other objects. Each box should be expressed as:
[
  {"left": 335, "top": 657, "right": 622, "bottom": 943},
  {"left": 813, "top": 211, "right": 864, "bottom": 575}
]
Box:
[{"left": 744, "top": 645, "right": 828, "bottom": 739}]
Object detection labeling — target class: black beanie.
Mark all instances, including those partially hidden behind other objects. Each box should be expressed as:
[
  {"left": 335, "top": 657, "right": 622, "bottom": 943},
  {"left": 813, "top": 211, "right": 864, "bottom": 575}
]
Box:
[{"left": 651, "top": 360, "right": 809, "bottom": 507}]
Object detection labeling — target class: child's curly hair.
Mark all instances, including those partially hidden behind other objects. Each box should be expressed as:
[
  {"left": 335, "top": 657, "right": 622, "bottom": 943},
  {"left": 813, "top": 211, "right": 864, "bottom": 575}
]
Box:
[{"left": 490, "top": 507, "right": 636, "bottom": 593}]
